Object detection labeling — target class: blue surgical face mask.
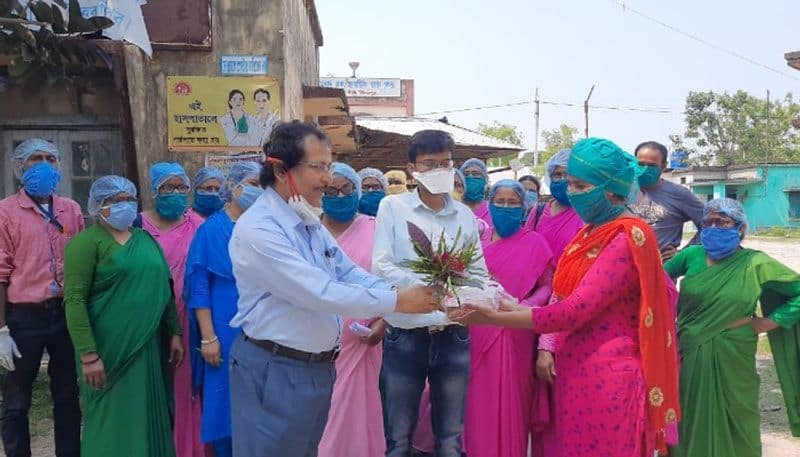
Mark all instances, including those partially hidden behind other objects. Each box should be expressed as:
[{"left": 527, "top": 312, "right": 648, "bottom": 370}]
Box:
[
  {"left": 358, "top": 190, "right": 386, "bottom": 217},
  {"left": 524, "top": 190, "right": 538, "bottom": 209},
  {"left": 489, "top": 204, "right": 525, "bottom": 238},
  {"left": 700, "top": 226, "right": 742, "bottom": 260},
  {"left": 464, "top": 176, "right": 486, "bottom": 202},
  {"left": 235, "top": 185, "right": 262, "bottom": 211},
  {"left": 155, "top": 193, "right": 188, "bottom": 220},
  {"left": 22, "top": 162, "right": 61, "bottom": 198},
  {"left": 322, "top": 194, "right": 359, "bottom": 222},
  {"left": 568, "top": 186, "right": 625, "bottom": 226},
  {"left": 101, "top": 201, "right": 138, "bottom": 231},
  {"left": 192, "top": 191, "right": 224, "bottom": 216},
  {"left": 549, "top": 180, "right": 570, "bottom": 206}
]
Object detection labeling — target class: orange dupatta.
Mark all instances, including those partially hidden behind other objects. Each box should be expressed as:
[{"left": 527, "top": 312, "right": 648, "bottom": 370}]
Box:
[{"left": 553, "top": 216, "right": 680, "bottom": 455}]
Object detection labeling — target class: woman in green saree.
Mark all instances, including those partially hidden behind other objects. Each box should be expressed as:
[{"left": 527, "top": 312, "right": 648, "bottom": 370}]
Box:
[
  {"left": 63, "top": 175, "right": 184, "bottom": 457},
  {"left": 665, "top": 198, "right": 800, "bottom": 456}
]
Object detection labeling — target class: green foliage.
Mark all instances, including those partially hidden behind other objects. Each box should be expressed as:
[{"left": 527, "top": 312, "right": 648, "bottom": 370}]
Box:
[
  {"left": 540, "top": 124, "right": 579, "bottom": 164},
  {"left": 684, "top": 90, "right": 800, "bottom": 165},
  {"left": 477, "top": 121, "right": 524, "bottom": 146},
  {"left": 0, "top": 0, "right": 114, "bottom": 89}
]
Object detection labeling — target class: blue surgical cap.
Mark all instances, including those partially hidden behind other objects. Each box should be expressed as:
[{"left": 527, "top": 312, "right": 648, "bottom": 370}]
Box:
[
  {"left": 704, "top": 198, "right": 748, "bottom": 226},
  {"left": 220, "top": 161, "right": 261, "bottom": 202},
  {"left": 88, "top": 175, "right": 137, "bottom": 216},
  {"left": 460, "top": 158, "right": 488, "bottom": 177},
  {"left": 454, "top": 168, "right": 465, "bottom": 187},
  {"left": 332, "top": 162, "right": 361, "bottom": 199},
  {"left": 489, "top": 179, "right": 528, "bottom": 210},
  {"left": 357, "top": 168, "right": 389, "bottom": 191},
  {"left": 193, "top": 167, "right": 225, "bottom": 191},
  {"left": 544, "top": 149, "right": 572, "bottom": 186},
  {"left": 11, "top": 139, "right": 61, "bottom": 178},
  {"left": 150, "top": 162, "right": 190, "bottom": 193}
]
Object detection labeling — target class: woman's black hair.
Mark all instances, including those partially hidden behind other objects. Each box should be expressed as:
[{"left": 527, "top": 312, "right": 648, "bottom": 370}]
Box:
[
  {"left": 227, "top": 89, "right": 245, "bottom": 109},
  {"left": 518, "top": 175, "right": 541, "bottom": 191},
  {"left": 253, "top": 88, "right": 271, "bottom": 100},
  {"left": 260, "top": 121, "right": 328, "bottom": 187}
]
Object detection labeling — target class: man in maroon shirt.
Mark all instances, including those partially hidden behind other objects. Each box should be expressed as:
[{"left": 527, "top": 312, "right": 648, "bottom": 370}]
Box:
[{"left": 0, "top": 139, "right": 83, "bottom": 457}]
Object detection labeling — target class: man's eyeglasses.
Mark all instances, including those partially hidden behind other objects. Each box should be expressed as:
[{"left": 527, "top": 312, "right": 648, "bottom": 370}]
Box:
[
  {"left": 299, "top": 161, "right": 334, "bottom": 174},
  {"left": 416, "top": 159, "right": 454, "bottom": 171},
  {"left": 323, "top": 183, "right": 356, "bottom": 197}
]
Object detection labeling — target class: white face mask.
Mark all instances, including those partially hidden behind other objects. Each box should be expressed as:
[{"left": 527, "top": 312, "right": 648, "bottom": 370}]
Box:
[
  {"left": 288, "top": 194, "right": 322, "bottom": 226},
  {"left": 412, "top": 168, "right": 455, "bottom": 195}
]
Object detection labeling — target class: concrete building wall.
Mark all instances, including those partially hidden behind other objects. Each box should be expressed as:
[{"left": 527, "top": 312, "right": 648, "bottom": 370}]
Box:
[
  {"left": 740, "top": 166, "right": 800, "bottom": 230},
  {"left": 124, "top": 0, "right": 320, "bottom": 203}
]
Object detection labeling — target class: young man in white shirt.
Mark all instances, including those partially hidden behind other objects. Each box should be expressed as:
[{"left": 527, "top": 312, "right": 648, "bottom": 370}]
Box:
[{"left": 373, "top": 130, "right": 489, "bottom": 457}]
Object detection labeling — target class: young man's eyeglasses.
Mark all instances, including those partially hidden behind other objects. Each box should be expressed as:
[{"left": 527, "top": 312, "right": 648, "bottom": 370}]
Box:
[{"left": 416, "top": 159, "right": 454, "bottom": 171}]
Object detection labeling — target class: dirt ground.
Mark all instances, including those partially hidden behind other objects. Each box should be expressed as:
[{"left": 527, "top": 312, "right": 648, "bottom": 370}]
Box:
[{"left": 4, "top": 237, "right": 800, "bottom": 456}]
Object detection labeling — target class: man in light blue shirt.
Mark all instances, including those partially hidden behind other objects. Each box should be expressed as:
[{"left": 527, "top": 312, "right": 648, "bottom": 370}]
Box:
[
  {"left": 228, "top": 121, "right": 438, "bottom": 457},
  {"left": 373, "top": 130, "right": 489, "bottom": 457}
]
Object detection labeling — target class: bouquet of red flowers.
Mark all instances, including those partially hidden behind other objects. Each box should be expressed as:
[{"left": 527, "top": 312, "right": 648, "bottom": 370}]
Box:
[{"left": 400, "top": 222, "right": 485, "bottom": 307}]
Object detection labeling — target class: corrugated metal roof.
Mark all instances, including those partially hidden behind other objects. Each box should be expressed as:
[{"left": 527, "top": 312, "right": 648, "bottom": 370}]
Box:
[{"left": 355, "top": 116, "right": 524, "bottom": 151}]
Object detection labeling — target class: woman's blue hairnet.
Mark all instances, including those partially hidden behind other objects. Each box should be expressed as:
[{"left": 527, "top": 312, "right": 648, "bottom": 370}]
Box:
[
  {"left": 332, "top": 162, "right": 361, "bottom": 199},
  {"left": 150, "top": 162, "right": 190, "bottom": 193},
  {"left": 489, "top": 179, "right": 528, "bottom": 210},
  {"left": 193, "top": 167, "right": 225, "bottom": 191},
  {"left": 460, "top": 158, "right": 488, "bottom": 177},
  {"left": 544, "top": 149, "right": 572, "bottom": 186},
  {"left": 357, "top": 168, "right": 389, "bottom": 191},
  {"left": 11, "top": 139, "right": 61, "bottom": 178},
  {"left": 220, "top": 162, "right": 261, "bottom": 202},
  {"left": 454, "top": 168, "right": 465, "bottom": 187},
  {"left": 88, "top": 175, "right": 137, "bottom": 216},
  {"left": 704, "top": 198, "right": 748, "bottom": 226}
]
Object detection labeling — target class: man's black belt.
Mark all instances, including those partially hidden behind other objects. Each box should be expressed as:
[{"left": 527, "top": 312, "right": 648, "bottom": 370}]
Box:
[{"left": 244, "top": 335, "right": 339, "bottom": 363}]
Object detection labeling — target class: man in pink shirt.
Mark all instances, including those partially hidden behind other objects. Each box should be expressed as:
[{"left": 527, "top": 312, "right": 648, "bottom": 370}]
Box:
[{"left": 0, "top": 139, "right": 83, "bottom": 457}]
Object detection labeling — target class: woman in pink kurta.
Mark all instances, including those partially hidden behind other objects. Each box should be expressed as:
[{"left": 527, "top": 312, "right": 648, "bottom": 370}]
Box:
[
  {"left": 465, "top": 179, "right": 554, "bottom": 457},
  {"left": 317, "top": 163, "right": 386, "bottom": 457},
  {"left": 141, "top": 162, "right": 205, "bottom": 457},
  {"left": 525, "top": 202, "right": 584, "bottom": 260}
]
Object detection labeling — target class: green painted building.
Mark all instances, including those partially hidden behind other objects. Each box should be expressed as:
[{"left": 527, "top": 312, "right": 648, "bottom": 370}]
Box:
[{"left": 666, "top": 164, "right": 800, "bottom": 232}]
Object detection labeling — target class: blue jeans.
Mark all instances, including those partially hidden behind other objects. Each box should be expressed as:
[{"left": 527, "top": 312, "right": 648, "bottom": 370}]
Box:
[
  {"left": 381, "top": 325, "right": 470, "bottom": 457},
  {"left": 228, "top": 334, "right": 336, "bottom": 457}
]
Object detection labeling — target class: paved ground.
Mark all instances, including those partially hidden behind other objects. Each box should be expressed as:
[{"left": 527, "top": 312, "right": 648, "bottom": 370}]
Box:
[{"left": 5, "top": 237, "right": 800, "bottom": 456}]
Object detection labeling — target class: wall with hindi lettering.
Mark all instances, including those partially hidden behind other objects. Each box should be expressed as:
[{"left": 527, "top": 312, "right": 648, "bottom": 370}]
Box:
[{"left": 123, "top": 0, "right": 322, "bottom": 204}]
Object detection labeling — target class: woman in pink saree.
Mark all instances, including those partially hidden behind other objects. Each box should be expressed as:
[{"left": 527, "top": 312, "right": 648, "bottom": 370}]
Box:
[
  {"left": 140, "top": 162, "right": 205, "bottom": 457},
  {"left": 525, "top": 149, "right": 584, "bottom": 260},
  {"left": 465, "top": 179, "right": 554, "bottom": 457},
  {"left": 317, "top": 163, "right": 386, "bottom": 457}
]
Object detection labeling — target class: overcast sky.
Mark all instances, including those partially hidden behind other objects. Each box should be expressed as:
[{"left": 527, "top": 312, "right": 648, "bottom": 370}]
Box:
[{"left": 317, "top": 0, "right": 798, "bottom": 153}]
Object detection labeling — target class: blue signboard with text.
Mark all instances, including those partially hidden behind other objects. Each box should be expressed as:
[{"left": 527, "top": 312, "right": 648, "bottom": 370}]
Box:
[{"left": 220, "top": 55, "right": 269, "bottom": 76}]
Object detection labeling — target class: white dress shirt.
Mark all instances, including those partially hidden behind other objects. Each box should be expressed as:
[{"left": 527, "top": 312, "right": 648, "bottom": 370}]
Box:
[
  {"left": 372, "top": 189, "right": 489, "bottom": 329},
  {"left": 230, "top": 187, "right": 397, "bottom": 353}
]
